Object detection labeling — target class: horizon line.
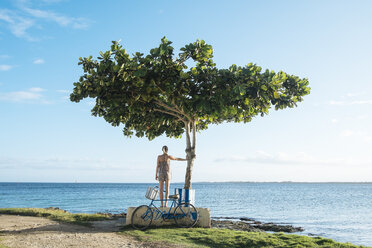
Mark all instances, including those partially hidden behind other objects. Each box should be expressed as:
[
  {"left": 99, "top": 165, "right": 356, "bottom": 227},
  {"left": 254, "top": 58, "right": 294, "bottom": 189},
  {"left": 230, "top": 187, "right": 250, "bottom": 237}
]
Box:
[{"left": 1, "top": 181, "right": 372, "bottom": 184}]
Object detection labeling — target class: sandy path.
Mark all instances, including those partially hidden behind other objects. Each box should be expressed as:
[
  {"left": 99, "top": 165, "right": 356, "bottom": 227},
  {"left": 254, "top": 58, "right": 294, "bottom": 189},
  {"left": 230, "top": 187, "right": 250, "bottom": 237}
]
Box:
[{"left": 0, "top": 214, "right": 143, "bottom": 248}]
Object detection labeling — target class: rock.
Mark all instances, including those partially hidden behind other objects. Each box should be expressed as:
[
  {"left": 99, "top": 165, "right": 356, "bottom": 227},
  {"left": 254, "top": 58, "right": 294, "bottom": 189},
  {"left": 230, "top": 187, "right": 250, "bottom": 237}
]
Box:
[
  {"left": 95, "top": 212, "right": 126, "bottom": 220},
  {"left": 45, "top": 207, "right": 66, "bottom": 212},
  {"left": 240, "top": 217, "right": 255, "bottom": 222},
  {"left": 211, "top": 220, "right": 263, "bottom": 232},
  {"left": 211, "top": 217, "right": 304, "bottom": 233},
  {"left": 213, "top": 216, "right": 238, "bottom": 220},
  {"left": 253, "top": 223, "right": 304, "bottom": 233}
]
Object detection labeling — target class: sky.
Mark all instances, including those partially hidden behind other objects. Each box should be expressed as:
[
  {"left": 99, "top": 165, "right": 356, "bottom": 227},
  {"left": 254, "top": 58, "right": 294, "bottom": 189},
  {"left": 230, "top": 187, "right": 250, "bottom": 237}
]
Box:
[{"left": 0, "top": 0, "right": 372, "bottom": 183}]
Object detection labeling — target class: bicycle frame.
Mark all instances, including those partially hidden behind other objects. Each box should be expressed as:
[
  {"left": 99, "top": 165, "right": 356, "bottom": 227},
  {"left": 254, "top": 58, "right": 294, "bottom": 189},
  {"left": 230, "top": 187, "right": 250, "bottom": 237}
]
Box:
[
  {"left": 147, "top": 198, "right": 179, "bottom": 220},
  {"left": 131, "top": 196, "right": 199, "bottom": 230}
]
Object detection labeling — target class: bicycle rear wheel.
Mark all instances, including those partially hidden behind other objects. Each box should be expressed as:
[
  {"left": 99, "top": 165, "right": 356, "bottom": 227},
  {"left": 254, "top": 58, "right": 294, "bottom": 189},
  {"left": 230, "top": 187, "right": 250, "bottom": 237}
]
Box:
[
  {"left": 131, "top": 205, "right": 153, "bottom": 230},
  {"left": 174, "top": 203, "right": 198, "bottom": 228}
]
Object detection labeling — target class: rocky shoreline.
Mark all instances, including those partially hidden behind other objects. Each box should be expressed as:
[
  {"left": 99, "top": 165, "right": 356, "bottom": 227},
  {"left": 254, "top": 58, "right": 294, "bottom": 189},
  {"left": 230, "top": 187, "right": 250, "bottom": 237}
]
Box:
[
  {"left": 47, "top": 207, "right": 304, "bottom": 233},
  {"left": 211, "top": 217, "right": 304, "bottom": 233}
]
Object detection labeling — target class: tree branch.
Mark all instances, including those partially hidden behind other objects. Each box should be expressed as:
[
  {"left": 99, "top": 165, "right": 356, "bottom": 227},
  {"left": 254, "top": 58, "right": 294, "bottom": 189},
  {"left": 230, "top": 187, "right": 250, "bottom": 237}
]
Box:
[
  {"left": 155, "top": 100, "right": 182, "bottom": 115},
  {"left": 155, "top": 99, "right": 193, "bottom": 123},
  {"left": 153, "top": 108, "right": 186, "bottom": 123},
  {"left": 172, "top": 100, "right": 193, "bottom": 122},
  {"left": 152, "top": 82, "right": 192, "bottom": 122},
  {"left": 136, "top": 91, "right": 192, "bottom": 124},
  {"left": 185, "top": 122, "right": 192, "bottom": 150}
]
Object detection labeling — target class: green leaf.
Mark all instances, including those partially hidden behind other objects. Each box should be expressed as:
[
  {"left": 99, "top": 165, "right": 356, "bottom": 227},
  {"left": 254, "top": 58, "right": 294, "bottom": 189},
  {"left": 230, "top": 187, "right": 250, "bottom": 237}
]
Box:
[{"left": 159, "top": 48, "right": 165, "bottom": 55}]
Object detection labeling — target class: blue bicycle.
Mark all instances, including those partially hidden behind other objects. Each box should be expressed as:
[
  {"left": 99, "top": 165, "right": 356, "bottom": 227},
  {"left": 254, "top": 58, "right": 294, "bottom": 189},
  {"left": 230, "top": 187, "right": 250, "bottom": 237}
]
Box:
[{"left": 131, "top": 186, "right": 198, "bottom": 230}]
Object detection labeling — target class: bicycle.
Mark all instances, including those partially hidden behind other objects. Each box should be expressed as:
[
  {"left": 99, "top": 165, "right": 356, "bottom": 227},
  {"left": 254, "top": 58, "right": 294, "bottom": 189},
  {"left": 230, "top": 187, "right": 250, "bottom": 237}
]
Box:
[{"left": 131, "top": 186, "right": 198, "bottom": 230}]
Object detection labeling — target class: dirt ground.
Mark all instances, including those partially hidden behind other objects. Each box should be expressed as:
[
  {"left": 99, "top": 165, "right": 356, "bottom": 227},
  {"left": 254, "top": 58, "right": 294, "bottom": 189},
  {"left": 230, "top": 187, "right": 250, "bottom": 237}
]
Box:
[{"left": 0, "top": 214, "right": 144, "bottom": 248}]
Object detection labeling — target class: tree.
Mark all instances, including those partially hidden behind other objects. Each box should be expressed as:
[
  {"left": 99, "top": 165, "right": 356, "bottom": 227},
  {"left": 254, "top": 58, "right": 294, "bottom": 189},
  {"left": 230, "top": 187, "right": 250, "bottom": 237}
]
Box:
[{"left": 70, "top": 37, "right": 310, "bottom": 189}]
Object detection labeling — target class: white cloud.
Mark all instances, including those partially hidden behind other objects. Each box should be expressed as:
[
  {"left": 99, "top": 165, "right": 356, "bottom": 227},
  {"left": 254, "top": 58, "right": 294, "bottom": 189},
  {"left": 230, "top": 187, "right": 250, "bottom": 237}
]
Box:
[
  {"left": 215, "top": 151, "right": 313, "bottom": 165},
  {"left": 0, "top": 10, "right": 13, "bottom": 23},
  {"left": 22, "top": 7, "right": 90, "bottom": 29},
  {"left": 340, "top": 129, "right": 372, "bottom": 143},
  {"left": 345, "top": 92, "right": 364, "bottom": 98},
  {"left": 0, "top": 2, "right": 91, "bottom": 41},
  {"left": 41, "top": 0, "right": 66, "bottom": 3},
  {"left": 330, "top": 92, "right": 371, "bottom": 105},
  {"left": 331, "top": 118, "right": 338, "bottom": 124},
  {"left": 56, "top": 89, "right": 70, "bottom": 93},
  {"left": 352, "top": 100, "right": 372, "bottom": 105},
  {"left": 0, "top": 55, "right": 11, "bottom": 59},
  {"left": 33, "top": 58, "right": 45, "bottom": 64},
  {"left": 56, "top": 89, "right": 71, "bottom": 101},
  {"left": 329, "top": 100, "right": 344, "bottom": 105},
  {"left": 0, "top": 157, "right": 126, "bottom": 170},
  {"left": 329, "top": 100, "right": 372, "bottom": 106},
  {"left": 29, "top": 87, "right": 45, "bottom": 92},
  {"left": 215, "top": 151, "right": 372, "bottom": 167},
  {"left": 0, "top": 9, "right": 36, "bottom": 40},
  {"left": 340, "top": 129, "right": 354, "bottom": 137},
  {"left": 0, "top": 64, "right": 14, "bottom": 71},
  {"left": 357, "top": 114, "right": 368, "bottom": 120},
  {"left": 10, "top": 17, "right": 34, "bottom": 38},
  {"left": 0, "top": 87, "right": 48, "bottom": 103}
]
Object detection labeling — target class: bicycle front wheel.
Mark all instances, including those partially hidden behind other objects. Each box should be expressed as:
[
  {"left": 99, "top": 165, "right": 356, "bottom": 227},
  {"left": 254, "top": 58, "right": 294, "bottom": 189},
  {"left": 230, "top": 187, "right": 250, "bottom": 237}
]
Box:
[
  {"left": 131, "top": 205, "right": 153, "bottom": 230},
  {"left": 174, "top": 203, "right": 198, "bottom": 228}
]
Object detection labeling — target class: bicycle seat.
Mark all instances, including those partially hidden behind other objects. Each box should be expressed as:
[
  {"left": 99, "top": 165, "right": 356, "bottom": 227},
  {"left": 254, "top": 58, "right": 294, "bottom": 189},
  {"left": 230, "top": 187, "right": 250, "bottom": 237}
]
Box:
[{"left": 168, "top": 194, "right": 179, "bottom": 199}]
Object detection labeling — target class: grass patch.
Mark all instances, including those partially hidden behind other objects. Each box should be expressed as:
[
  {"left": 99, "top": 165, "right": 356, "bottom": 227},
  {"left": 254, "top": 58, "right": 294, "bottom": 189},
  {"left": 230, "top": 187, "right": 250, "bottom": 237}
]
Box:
[
  {"left": 0, "top": 208, "right": 111, "bottom": 226},
  {"left": 121, "top": 227, "right": 369, "bottom": 248}
]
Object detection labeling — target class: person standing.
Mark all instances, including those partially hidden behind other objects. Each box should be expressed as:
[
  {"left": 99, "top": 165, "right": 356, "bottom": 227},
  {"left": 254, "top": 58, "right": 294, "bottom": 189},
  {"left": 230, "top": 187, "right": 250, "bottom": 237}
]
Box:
[{"left": 155, "top": 145, "right": 187, "bottom": 207}]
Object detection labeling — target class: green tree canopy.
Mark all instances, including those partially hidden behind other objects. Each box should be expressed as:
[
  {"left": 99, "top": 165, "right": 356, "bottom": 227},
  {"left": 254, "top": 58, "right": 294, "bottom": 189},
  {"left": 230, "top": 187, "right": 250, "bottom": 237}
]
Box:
[{"left": 70, "top": 37, "right": 310, "bottom": 189}]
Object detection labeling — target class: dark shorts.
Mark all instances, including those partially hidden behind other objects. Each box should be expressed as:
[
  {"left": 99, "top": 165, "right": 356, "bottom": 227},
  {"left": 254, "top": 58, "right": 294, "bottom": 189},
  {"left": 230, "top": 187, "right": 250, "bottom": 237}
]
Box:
[{"left": 158, "top": 172, "right": 171, "bottom": 181}]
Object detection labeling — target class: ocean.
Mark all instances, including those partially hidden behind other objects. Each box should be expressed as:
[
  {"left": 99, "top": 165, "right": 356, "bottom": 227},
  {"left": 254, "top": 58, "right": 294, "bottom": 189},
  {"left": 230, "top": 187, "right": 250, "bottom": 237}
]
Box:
[{"left": 0, "top": 182, "right": 371, "bottom": 246}]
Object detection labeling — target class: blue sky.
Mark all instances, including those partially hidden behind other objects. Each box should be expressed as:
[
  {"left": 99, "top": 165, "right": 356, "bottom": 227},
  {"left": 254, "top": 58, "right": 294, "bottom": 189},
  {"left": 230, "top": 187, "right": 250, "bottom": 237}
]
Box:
[{"left": 1, "top": 0, "right": 372, "bottom": 183}]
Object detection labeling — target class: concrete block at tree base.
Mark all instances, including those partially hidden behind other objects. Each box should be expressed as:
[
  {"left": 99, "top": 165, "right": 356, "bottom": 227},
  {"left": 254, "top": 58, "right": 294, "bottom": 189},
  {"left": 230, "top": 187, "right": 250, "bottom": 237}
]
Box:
[{"left": 126, "top": 207, "right": 211, "bottom": 228}]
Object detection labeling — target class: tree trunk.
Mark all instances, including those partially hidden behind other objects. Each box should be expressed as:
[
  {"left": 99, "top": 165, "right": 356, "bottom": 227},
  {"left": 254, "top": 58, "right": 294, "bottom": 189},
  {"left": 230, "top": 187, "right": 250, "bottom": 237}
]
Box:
[
  {"left": 184, "top": 151, "right": 195, "bottom": 189},
  {"left": 184, "top": 121, "right": 196, "bottom": 189}
]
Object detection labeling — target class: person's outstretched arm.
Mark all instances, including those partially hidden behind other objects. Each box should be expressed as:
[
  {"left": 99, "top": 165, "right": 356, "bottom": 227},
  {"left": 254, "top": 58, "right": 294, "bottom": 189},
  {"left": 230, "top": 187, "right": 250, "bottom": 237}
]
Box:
[{"left": 168, "top": 155, "right": 187, "bottom": 161}]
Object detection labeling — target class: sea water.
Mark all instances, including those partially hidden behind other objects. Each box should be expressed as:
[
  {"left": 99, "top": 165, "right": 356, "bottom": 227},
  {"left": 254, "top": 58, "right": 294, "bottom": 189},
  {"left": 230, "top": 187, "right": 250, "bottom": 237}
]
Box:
[{"left": 0, "top": 182, "right": 371, "bottom": 246}]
